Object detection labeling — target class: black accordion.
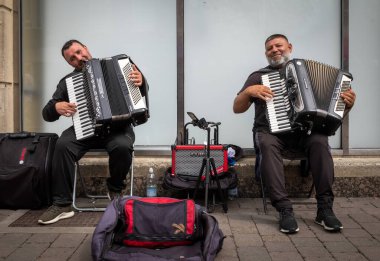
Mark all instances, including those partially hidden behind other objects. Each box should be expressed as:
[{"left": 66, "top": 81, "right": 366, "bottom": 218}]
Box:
[
  {"left": 261, "top": 59, "right": 353, "bottom": 135},
  {"left": 66, "top": 54, "right": 149, "bottom": 140}
]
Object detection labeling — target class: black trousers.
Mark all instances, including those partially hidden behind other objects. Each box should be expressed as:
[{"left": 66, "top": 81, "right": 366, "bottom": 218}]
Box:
[
  {"left": 254, "top": 131, "right": 335, "bottom": 211},
  {"left": 52, "top": 125, "right": 135, "bottom": 206}
]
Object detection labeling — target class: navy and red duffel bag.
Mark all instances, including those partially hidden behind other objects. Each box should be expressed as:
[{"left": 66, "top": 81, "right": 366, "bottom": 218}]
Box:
[{"left": 92, "top": 196, "right": 225, "bottom": 261}]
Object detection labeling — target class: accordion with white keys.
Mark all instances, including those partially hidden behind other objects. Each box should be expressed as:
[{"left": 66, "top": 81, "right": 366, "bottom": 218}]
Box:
[
  {"left": 261, "top": 59, "right": 353, "bottom": 135},
  {"left": 66, "top": 54, "right": 149, "bottom": 140}
]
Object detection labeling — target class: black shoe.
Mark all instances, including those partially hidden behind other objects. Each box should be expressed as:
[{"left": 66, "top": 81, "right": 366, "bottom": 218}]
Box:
[
  {"left": 279, "top": 209, "right": 299, "bottom": 234},
  {"left": 315, "top": 208, "right": 343, "bottom": 231},
  {"left": 38, "top": 205, "right": 74, "bottom": 225}
]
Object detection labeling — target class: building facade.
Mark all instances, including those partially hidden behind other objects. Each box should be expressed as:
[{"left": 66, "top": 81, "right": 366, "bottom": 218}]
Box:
[
  {"left": 2, "top": 0, "right": 380, "bottom": 155},
  {"left": 0, "top": 0, "right": 19, "bottom": 132}
]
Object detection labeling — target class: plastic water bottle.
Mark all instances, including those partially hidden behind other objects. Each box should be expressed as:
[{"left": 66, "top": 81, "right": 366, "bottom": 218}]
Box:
[{"left": 146, "top": 167, "right": 157, "bottom": 197}]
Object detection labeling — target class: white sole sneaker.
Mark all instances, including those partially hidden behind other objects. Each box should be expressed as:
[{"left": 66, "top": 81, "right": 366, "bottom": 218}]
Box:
[
  {"left": 315, "top": 219, "right": 343, "bottom": 231},
  {"left": 280, "top": 227, "right": 300, "bottom": 234},
  {"left": 38, "top": 211, "right": 75, "bottom": 225}
]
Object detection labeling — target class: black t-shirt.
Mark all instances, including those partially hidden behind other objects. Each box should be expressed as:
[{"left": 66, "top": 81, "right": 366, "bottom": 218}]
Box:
[{"left": 238, "top": 65, "right": 280, "bottom": 132}]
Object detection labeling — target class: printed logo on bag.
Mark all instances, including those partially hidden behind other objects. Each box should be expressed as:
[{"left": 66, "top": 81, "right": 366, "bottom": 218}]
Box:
[{"left": 172, "top": 223, "right": 185, "bottom": 234}]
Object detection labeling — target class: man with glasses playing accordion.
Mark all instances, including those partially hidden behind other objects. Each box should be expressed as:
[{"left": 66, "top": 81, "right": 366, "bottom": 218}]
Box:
[{"left": 233, "top": 34, "right": 356, "bottom": 234}]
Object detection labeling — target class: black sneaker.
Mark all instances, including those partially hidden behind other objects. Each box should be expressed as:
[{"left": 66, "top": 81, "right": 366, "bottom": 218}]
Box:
[
  {"left": 315, "top": 208, "right": 343, "bottom": 231},
  {"left": 279, "top": 209, "right": 299, "bottom": 234},
  {"left": 38, "top": 205, "right": 74, "bottom": 225}
]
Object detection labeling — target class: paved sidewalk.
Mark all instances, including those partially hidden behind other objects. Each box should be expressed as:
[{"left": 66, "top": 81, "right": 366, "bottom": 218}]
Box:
[{"left": 0, "top": 197, "right": 379, "bottom": 260}]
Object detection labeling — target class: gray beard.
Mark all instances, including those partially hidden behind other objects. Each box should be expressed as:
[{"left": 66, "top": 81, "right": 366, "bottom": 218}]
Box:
[{"left": 267, "top": 53, "right": 291, "bottom": 67}]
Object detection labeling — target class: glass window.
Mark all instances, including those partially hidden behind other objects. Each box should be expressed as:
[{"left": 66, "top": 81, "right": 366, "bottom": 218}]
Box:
[
  {"left": 184, "top": 0, "right": 342, "bottom": 148},
  {"left": 349, "top": 0, "right": 380, "bottom": 148},
  {"left": 21, "top": 0, "right": 177, "bottom": 146},
  {"left": 22, "top": 0, "right": 375, "bottom": 150}
]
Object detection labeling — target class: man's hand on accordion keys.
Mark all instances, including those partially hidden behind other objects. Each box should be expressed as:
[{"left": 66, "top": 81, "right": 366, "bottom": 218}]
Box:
[
  {"left": 246, "top": 84, "right": 274, "bottom": 101},
  {"left": 233, "top": 84, "right": 274, "bottom": 114},
  {"left": 55, "top": 101, "right": 77, "bottom": 117},
  {"left": 128, "top": 64, "right": 143, "bottom": 87}
]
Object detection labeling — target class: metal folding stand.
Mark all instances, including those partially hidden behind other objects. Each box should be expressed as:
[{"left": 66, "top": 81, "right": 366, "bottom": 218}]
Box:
[{"left": 190, "top": 116, "right": 228, "bottom": 213}]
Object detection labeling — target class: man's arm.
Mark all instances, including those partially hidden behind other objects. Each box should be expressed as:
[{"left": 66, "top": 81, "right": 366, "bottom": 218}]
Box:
[
  {"left": 42, "top": 78, "right": 74, "bottom": 122},
  {"left": 233, "top": 90, "right": 253, "bottom": 113},
  {"left": 233, "top": 84, "right": 274, "bottom": 113},
  {"left": 42, "top": 99, "right": 61, "bottom": 122}
]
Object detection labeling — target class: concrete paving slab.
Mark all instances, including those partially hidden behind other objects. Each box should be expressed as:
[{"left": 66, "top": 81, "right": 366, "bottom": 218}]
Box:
[{"left": 0, "top": 197, "right": 379, "bottom": 260}]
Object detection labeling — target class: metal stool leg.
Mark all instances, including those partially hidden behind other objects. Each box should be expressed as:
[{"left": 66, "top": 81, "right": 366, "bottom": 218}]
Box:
[
  {"left": 308, "top": 181, "right": 315, "bottom": 198},
  {"left": 259, "top": 171, "right": 268, "bottom": 215},
  {"left": 72, "top": 162, "right": 107, "bottom": 212},
  {"left": 129, "top": 150, "right": 134, "bottom": 196}
]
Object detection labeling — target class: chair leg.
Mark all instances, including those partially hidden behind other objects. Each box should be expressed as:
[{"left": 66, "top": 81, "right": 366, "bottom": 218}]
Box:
[
  {"left": 72, "top": 162, "right": 80, "bottom": 210},
  {"left": 72, "top": 162, "right": 107, "bottom": 212},
  {"left": 300, "top": 159, "right": 310, "bottom": 177},
  {"left": 259, "top": 172, "right": 268, "bottom": 215},
  {"left": 308, "top": 181, "right": 314, "bottom": 198},
  {"left": 129, "top": 150, "right": 134, "bottom": 196},
  {"left": 78, "top": 163, "right": 108, "bottom": 200}
]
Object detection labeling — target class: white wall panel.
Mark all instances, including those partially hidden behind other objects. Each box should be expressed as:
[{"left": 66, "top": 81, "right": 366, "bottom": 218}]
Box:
[
  {"left": 22, "top": 0, "right": 177, "bottom": 146},
  {"left": 184, "top": 0, "right": 341, "bottom": 148}
]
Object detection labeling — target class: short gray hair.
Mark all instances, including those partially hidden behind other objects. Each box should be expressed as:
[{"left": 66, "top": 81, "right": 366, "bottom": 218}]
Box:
[{"left": 265, "top": 34, "right": 289, "bottom": 45}]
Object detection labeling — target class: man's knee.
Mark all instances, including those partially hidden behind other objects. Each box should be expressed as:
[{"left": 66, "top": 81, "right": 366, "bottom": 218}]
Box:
[
  {"left": 307, "top": 134, "right": 329, "bottom": 149},
  {"left": 257, "top": 133, "right": 279, "bottom": 155},
  {"left": 108, "top": 140, "right": 133, "bottom": 159},
  {"left": 108, "top": 133, "right": 134, "bottom": 153},
  {"left": 54, "top": 138, "right": 72, "bottom": 155},
  {"left": 116, "top": 143, "right": 133, "bottom": 156}
]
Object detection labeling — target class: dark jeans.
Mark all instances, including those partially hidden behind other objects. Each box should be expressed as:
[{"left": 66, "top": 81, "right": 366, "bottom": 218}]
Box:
[
  {"left": 254, "top": 131, "right": 335, "bottom": 211},
  {"left": 52, "top": 125, "right": 135, "bottom": 206}
]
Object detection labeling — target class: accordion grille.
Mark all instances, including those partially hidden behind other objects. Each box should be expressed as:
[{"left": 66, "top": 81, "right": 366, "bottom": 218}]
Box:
[{"left": 304, "top": 60, "right": 340, "bottom": 110}]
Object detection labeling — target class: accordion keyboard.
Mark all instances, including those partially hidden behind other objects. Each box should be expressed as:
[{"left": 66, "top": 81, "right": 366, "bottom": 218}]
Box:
[
  {"left": 66, "top": 73, "right": 95, "bottom": 140},
  {"left": 261, "top": 72, "right": 292, "bottom": 133}
]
